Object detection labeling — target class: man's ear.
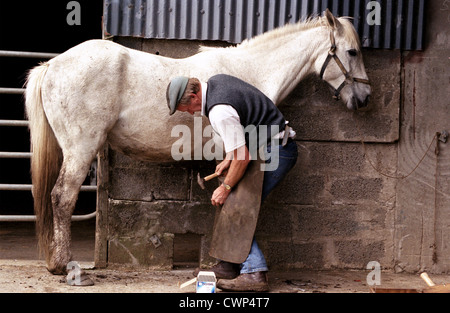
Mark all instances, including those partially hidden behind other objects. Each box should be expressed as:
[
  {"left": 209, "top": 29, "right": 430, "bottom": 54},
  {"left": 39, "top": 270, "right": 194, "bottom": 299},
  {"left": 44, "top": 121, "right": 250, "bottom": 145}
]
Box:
[
  {"left": 189, "top": 92, "right": 201, "bottom": 107},
  {"left": 190, "top": 92, "right": 199, "bottom": 102},
  {"left": 324, "top": 8, "right": 341, "bottom": 30}
]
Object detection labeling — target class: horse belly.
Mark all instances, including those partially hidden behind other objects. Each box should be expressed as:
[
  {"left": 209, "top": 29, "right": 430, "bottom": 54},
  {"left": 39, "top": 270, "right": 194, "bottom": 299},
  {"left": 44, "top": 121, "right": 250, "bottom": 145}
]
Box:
[
  {"left": 107, "top": 120, "right": 175, "bottom": 161},
  {"left": 107, "top": 109, "right": 217, "bottom": 162}
]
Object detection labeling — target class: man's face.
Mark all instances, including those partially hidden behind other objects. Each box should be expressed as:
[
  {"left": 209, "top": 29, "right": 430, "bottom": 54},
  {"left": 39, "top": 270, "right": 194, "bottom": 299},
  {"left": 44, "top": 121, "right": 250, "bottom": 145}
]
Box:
[
  {"left": 177, "top": 91, "right": 202, "bottom": 115},
  {"left": 177, "top": 102, "right": 198, "bottom": 115}
]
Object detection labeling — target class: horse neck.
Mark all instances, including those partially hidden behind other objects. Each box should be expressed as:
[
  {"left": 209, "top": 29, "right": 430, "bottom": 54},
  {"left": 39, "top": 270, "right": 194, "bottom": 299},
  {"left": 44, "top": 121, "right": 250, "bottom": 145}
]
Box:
[{"left": 225, "top": 27, "right": 330, "bottom": 104}]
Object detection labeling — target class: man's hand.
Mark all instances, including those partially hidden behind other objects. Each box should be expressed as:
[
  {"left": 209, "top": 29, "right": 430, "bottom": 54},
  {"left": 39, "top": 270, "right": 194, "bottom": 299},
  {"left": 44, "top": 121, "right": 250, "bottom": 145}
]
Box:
[
  {"left": 211, "top": 184, "right": 232, "bottom": 206},
  {"left": 210, "top": 145, "right": 251, "bottom": 207},
  {"left": 215, "top": 159, "right": 231, "bottom": 176}
]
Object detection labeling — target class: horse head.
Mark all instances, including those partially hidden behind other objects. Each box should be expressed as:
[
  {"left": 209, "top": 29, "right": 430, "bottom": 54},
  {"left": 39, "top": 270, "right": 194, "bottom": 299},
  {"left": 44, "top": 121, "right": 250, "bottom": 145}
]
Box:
[{"left": 317, "top": 10, "right": 372, "bottom": 111}]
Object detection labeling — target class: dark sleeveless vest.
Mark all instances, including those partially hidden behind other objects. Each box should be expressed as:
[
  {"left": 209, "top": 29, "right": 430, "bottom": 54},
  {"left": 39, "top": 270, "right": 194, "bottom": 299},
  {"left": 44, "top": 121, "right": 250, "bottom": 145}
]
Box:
[{"left": 204, "top": 74, "right": 286, "bottom": 149}]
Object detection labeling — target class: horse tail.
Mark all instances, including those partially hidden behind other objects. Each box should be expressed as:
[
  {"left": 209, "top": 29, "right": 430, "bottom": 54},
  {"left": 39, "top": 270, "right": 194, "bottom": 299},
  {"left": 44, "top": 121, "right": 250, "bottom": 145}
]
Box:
[{"left": 25, "top": 62, "right": 62, "bottom": 264}]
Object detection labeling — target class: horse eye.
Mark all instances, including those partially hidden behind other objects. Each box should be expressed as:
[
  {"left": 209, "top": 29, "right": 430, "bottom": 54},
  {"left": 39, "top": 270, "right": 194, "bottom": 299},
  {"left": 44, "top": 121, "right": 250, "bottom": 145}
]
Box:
[{"left": 348, "top": 49, "right": 358, "bottom": 57}]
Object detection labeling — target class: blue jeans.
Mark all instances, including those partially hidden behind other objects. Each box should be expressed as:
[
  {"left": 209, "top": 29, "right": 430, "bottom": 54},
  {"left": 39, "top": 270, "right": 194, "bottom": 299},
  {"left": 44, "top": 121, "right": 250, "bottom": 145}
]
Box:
[{"left": 240, "top": 139, "right": 298, "bottom": 274}]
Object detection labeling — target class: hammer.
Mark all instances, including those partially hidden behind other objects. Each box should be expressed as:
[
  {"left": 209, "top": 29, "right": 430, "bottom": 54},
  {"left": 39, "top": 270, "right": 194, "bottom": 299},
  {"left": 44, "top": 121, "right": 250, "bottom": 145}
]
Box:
[
  {"left": 197, "top": 172, "right": 220, "bottom": 190},
  {"left": 420, "top": 272, "right": 450, "bottom": 293}
]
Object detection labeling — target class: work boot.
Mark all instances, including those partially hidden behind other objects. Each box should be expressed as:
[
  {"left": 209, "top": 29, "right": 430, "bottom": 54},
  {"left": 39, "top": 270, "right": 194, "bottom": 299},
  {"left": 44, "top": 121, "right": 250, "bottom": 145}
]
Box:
[
  {"left": 193, "top": 261, "right": 240, "bottom": 279},
  {"left": 217, "top": 271, "right": 269, "bottom": 292}
]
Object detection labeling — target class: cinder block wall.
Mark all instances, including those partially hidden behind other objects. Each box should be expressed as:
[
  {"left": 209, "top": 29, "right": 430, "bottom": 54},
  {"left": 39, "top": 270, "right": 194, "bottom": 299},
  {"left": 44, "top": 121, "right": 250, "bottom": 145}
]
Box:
[{"left": 97, "top": 3, "right": 450, "bottom": 273}]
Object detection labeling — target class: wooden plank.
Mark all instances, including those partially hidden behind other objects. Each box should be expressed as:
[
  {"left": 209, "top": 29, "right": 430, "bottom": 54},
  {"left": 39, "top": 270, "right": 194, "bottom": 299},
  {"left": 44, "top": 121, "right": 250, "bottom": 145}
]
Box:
[{"left": 94, "top": 144, "right": 109, "bottom": 268}]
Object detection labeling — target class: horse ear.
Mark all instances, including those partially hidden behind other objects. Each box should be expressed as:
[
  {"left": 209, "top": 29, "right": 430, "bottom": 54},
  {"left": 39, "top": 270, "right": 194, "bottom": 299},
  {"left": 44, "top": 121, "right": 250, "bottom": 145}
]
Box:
[{"left": 324, "top": 9, "right": 341, "bottom": 29}]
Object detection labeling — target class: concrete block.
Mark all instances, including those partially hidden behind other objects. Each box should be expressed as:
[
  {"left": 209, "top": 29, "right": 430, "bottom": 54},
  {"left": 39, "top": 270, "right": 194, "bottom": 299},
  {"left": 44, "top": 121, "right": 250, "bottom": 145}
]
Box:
[
  {"left": 261, "top": 241, "right": 324, "bottom": 269},
  {"left": 108, "top": 234, "right": 174, "bottom": 269},
  {"left": 291, "top": 242, "right": 325, "bottom": 269},
  {"left": 109, "top": 152, "right": 191, "bottom": 201},
  {"left": 159, "top": 202, "right": 216, "bottom": 235},
  {"left": 264, "top": 172, "right": 325, "bottom": 205},
  {"left": 303, "top": 142, "right": 366, "bottom": 173},
  {"left": 330, "top": 177, "right": 383, "bottom": 202},
  {"left": 256, "top": 206, "right": 293, "bottom": 238},
  {"left": 335, "top": 240, "right": 385, "bottom": 269},
  {"left": 199, "top": 235, "right": 216, "bottom": 267},
  {"left": 296, "top": 206, "right": 359, "bottom": 238},
  {"left": 108, "top": 200, "right": 162, "bottom": 238}
]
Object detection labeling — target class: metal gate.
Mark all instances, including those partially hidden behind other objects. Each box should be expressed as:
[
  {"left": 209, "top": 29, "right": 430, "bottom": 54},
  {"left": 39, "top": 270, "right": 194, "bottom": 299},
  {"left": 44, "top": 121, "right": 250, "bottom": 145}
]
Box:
[{"left": 0, "top": 50, "right": 97, "bottom": 222}]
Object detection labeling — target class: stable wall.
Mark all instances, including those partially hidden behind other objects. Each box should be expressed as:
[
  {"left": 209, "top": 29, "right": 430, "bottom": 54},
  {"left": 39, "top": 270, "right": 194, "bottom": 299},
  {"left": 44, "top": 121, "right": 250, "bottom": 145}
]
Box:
[
  {"left": 394, "top": 2, "right": 450, "bottom": 273},
  {"left": 95, "top": 3, "right": 449, "bottom": 273}
]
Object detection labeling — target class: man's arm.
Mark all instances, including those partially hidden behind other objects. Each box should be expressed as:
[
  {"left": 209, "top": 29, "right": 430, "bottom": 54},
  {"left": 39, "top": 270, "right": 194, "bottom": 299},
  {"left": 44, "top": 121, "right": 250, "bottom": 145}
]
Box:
[{"left": 211, "top": 145, "right": 251, "bottom": 207}]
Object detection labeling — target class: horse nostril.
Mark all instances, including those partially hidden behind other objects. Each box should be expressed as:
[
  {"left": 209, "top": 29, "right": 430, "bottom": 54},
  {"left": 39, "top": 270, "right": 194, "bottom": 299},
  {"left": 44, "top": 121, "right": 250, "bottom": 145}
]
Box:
[{"left": 356, "top": 95, "right": 371, "bottom": 111}]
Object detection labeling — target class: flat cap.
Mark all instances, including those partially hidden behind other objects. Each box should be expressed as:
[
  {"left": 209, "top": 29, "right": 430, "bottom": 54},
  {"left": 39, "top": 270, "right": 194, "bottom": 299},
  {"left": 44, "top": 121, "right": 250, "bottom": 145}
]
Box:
[{"left": 167, "top": 76, "right": 189, "bottom": 115}]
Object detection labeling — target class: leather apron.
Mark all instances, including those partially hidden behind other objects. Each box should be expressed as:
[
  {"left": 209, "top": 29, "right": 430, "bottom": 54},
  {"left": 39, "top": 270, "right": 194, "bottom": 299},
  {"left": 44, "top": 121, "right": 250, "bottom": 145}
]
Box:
[{"left": 209, "top": 158, "right": 265, "bottom": 264}]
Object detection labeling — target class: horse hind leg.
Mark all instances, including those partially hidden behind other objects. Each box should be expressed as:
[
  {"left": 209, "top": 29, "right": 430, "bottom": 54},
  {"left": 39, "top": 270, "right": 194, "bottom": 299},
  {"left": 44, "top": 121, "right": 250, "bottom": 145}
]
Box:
[{"left": 48, "top": 153, "right": 95, "bottom": 285}]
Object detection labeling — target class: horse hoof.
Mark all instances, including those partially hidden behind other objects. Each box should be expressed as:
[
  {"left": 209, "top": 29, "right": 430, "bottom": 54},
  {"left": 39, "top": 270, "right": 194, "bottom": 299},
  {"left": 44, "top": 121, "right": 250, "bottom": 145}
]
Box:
[{"left": 66, "top": 270, "right": 94, "bottom": 286}]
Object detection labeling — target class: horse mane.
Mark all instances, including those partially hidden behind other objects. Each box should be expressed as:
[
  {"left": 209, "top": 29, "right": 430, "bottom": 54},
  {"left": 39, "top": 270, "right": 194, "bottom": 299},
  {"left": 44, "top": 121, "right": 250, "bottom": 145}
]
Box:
[
  {"left": 335, "top": 17, "right": 362, "bottom": 50},
  {"left": 199, "top": 15, "right": 360, "bottom": 53}
]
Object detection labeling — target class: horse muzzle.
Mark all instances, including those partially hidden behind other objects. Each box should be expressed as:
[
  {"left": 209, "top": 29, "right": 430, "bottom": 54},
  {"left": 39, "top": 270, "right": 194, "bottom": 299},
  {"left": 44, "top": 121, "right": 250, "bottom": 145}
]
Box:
[{"left": 348, "top": 94, "right": 371, "bottom": 111}]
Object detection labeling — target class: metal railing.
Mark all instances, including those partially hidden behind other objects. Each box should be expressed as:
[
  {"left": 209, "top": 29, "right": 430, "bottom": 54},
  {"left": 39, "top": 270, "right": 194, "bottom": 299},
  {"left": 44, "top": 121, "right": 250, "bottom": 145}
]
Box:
[
  {"left": 0, "top": 51, "right": 59, "bottom": 59},
  {"left": 0, "top": 50, "right": 97, "bottom": 222}
]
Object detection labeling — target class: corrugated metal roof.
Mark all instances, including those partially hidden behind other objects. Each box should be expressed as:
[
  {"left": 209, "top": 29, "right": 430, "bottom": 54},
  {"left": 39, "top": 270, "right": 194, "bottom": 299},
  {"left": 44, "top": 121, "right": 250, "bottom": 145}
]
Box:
[{"left": 103, "top": 0, "right": 425, "bottom": 50}]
